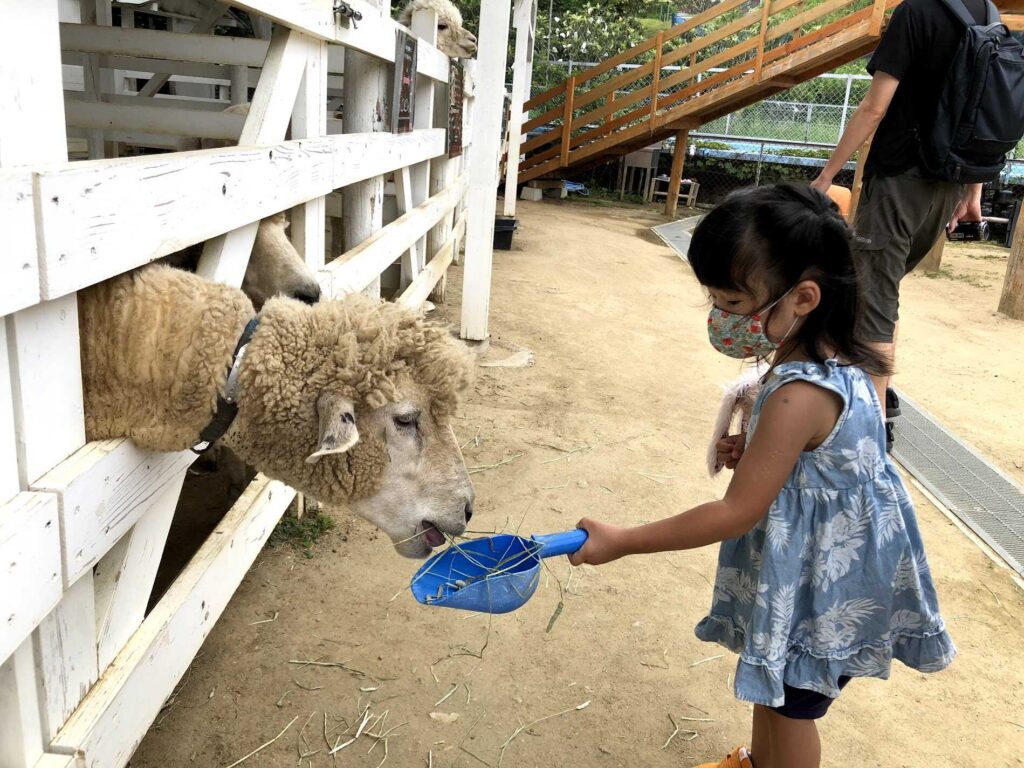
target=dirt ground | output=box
[135,199,1024,768]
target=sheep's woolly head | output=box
[398,0,477,59]
[228,295,476,558]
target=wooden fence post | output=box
[999,207,1024,319]
[503,0,535,218]
[559,75,576,168]
[848,137,872,223]
[754,0,772,80]
[1,2,85,765]
[665,128,690,218]
[343,1,389,299]
[461,0,513,341]
[648,31,664,129]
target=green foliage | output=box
[547,3,646,62]
[269,512,335,559]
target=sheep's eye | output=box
[438,23,448,29]
[393,411,420,428]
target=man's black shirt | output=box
[866,0,987,176]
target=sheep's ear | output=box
[306,391,359,464]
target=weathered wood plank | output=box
[227,0,449,82]
[34,129,445,299]
[51,476,296,768]
[0,493,62,665]
[31,440,195,587]
[321,176,467,296]
[196,26,314,290]
[95,472,186,670]
[0,172,41,316]
[34,573,98,741]
[60,21,269,66]
[399,215,466,309]
[0,641,44,768]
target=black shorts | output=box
[770,676,851,720]
[850,166,963,343]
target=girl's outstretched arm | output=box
[569,381,841,566]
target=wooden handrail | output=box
[767,0,860,44]
[573,60,654,112]
[754,0,773,79]
[869,0,889,34]
[661,7,763,69]
[560,75,576,167]
[518,0,898,184]
[524,79,566,112]
[648,31,664,128]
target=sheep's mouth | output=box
[421,522,447,549]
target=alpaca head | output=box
[399,0,477,59]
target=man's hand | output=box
[568,518,629,566]
[810,174,833,195]
[947,184,984,233]
[715,433,747,471]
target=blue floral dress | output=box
[694,359,956,707]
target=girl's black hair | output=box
[688,182,891,376]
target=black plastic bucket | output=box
[494,216,517,250]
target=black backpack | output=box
[919,0,1024,182]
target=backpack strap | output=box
[935,0,986,27]
[985,0,1000,24]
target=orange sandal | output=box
[693,746,754,768]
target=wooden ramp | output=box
[518,0,1024,184]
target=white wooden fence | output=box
[0,1,503,765]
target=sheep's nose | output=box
[463,499,474,523]
[294,283,321,305]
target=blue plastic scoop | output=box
[410,529,588,614]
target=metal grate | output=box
[892,390,1024,576]
[651,215,701,262]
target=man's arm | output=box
[811,72,900,193]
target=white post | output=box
[80,0,114,159]
[837,73,853,139]
[461,0,513,341]
[502,0,536,218]
[343,1,390,299]
[409,8,437,278]
[291,39,329,273]
[0,3,85,765]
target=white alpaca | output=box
[398,0,477,58]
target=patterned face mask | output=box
[706,288,797,359]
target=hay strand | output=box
[223,715,299,768]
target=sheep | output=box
[398,0,477,59]
[78,264,475,557]
[170,104,323,309]
[166,212,321,310]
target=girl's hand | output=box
[568,518,629,566]
[715,432,746,470]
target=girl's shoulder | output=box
[758,358,874,408]
[752,359,885,475]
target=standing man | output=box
[810,0,986,449]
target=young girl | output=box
[569,183,955,768]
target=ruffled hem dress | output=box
[694,360,956,707]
